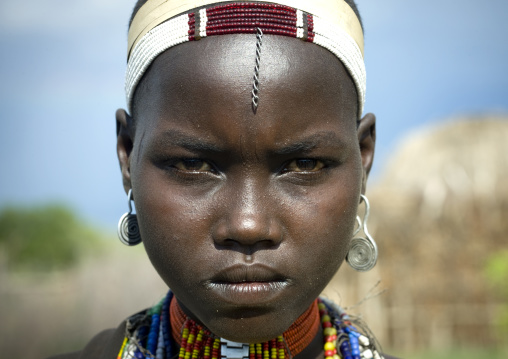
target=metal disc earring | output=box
[346,194,378,272]
[117,189,142,246]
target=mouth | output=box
[204,264,292,305]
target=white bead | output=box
[362,349,373,359]
[359,335,370,346]
[296,9,303,28]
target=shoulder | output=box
[45,352,81,359]
[319,298,402,359]
[45,321,126,359]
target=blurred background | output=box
[0,0,507,358]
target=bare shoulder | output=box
[45,351,81,359]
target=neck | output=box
[170,297,321,358]
[293,326,324,359]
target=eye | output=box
[283,159,325,172]
[174,159,213,172]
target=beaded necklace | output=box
[169,296,320,359]
[117,291,384,359]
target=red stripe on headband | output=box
[187,3,309,42]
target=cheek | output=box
[277,168,362,274]
[131,169,217,283]
[266,181,359,310]
[288,191,357,253]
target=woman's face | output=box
[117,34,375,343]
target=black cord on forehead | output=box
[251,27,263,113]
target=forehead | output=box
[134,34,358,140]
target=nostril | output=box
[214,239,281,257]
[212,216,283,249]
[212,183,283,248]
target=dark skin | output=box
[117,34,375,359]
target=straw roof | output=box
[369,116,508,305]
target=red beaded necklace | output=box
[170,296,321,358]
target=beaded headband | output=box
[126,0,366,116]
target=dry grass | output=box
[365,116,508,351]
[0,243,167,358]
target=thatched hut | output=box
[331,116,508,351]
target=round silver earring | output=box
[117,189,142,246]
[346,194,378,272]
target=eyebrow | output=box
[152,130,224,153]
[150,130,347,156]
[272,132,346,155]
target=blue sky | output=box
[0,0,507,228]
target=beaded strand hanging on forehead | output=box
[251,27,263,112]
[125,1,366,117]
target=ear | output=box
[116,109,135,194]
[357,113,376,194]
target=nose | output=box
[212,179,283,250]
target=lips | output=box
[204,263,292,305]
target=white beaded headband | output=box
[126,0,366,116]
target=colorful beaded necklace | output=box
[117,291,384,359]
[169,295,320,359]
